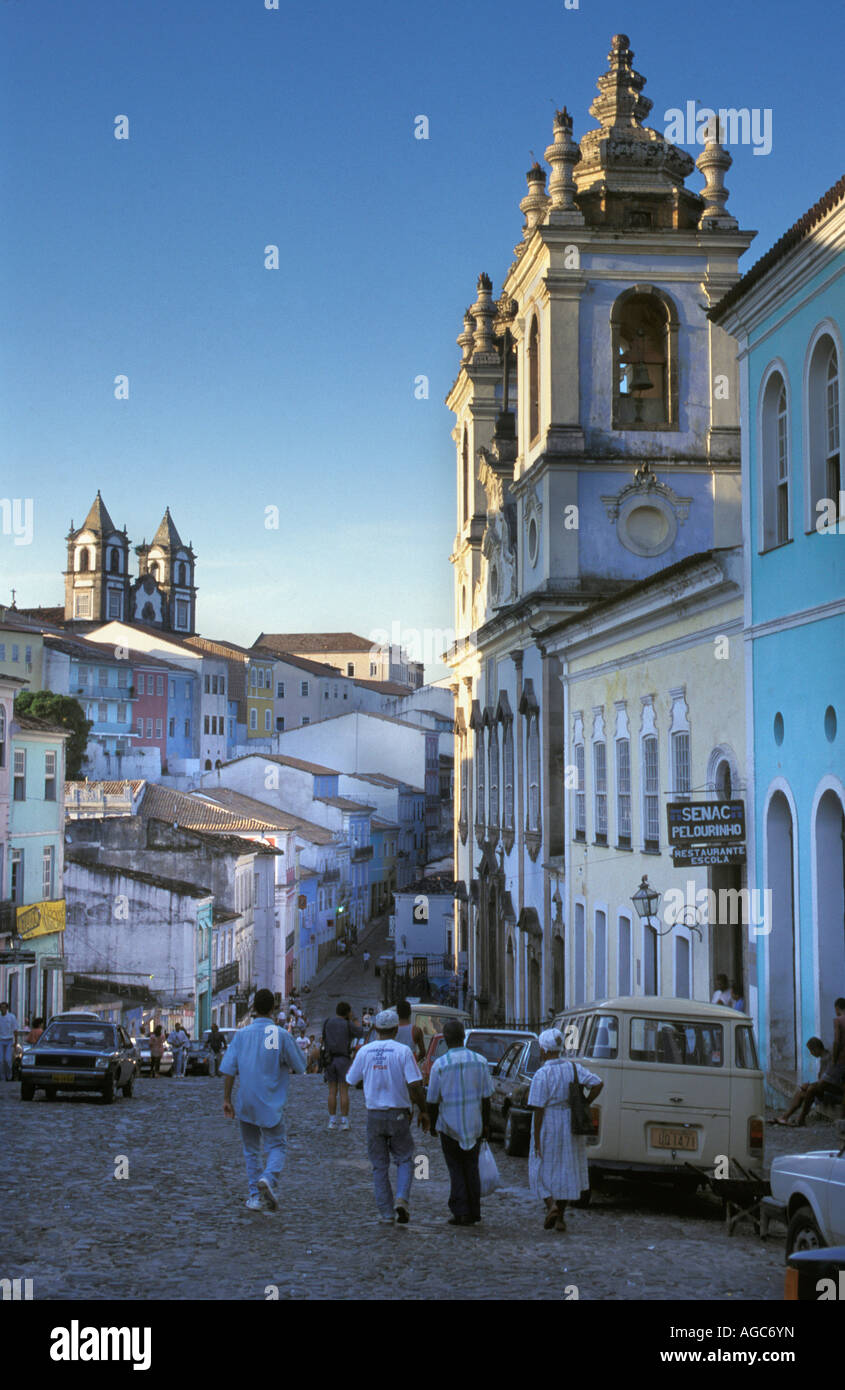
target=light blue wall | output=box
[743,244,845,1083]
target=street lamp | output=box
[631,875,661,926]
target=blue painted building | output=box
[166,670,197,769]
[713,176,845,1097]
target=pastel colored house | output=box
[712,175,845,1101]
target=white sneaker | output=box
[245,1195,263,1211]
[328,1116,337,1130]
[258,1178,278,1211]
[340,1117,350,1131]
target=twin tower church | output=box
[63,491,197,636]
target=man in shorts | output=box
[323,1000,365,1132]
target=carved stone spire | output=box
[544,107,584,226]
[696,116,738,229]
[457,307,476,363]
[471,273,497,359]
[519,162,550,238]
[589,33,652,131]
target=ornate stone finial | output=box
[471,274,497,359]
[457,306,476,363]
[696,115,739,229]
[519,162,550,239]
[545,106,584,225]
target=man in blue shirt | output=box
[221,988,306,1212]
[426,1019,493,1226]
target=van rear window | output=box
[630,1018,724,1067]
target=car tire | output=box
[121,1074,134,1099]
[20,1082,35,1101]
[101,1076,116,1104]
[504,1111,528,1157]
[44,1086,58,1101]
[786,1205,825,1256]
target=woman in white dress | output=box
[528,1028,603,1232]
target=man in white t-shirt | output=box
[0,1002,19,1081]
[346,1008,429,1225]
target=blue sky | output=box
[1,0,840,673]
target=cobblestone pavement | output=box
[3,937,841,1302]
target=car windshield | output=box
[467,1034,524,1065]
[42,1023,115,1048]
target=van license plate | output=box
[650,1127,697,1151]
[51,1073,67,1082]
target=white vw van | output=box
[552,995,765,1189]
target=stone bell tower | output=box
[64,491,131,624]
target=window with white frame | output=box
[674,930,691,999]
[264,709,271,732]
[13,748,25,801]
[44,750,57,801]
[574,901,586,1005]
[42,844,55,900]
[593,740,608,842]
[761,370,790,549]
[574,741,586,839]
[277,681,285,698]
[74,592,92,618]
[808,335,841,523]
[249,708,257,731]
[642,735,659,849]
[10,847,24,904]
[671,730,691,796]
[616,738,631,846]
[300,681,309,697]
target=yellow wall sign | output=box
[16,899,66,939]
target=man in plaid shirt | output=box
[426,1019,493,1226]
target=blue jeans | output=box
[366,1108,415,1217]
[173,1047,187,1077]
[0,1038,13,1080]
[239,1116,287,1198]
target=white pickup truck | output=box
[769,1129,845,1253]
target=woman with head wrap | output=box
[527,1027,604,1232]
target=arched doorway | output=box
[528,952,540,1026]
[767,790,798,1073]
[815,787,845,1037]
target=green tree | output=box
[14,691,93,780]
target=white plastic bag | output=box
[478,1140,501,1196]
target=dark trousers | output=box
[440,1133,481,1222]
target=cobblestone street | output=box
[2,937,839,1302]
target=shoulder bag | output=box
[568,1061,594,1135]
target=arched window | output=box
[527,316,540,443]
[77,548,91,572]
[760,370,790,549]
[475,726,486,839]
[612,287,677,428]
[462,429,470,524]
[526,712,540,832]
[807,335,840,524]
[149,561,159,579]
[108,548,120,574]
[502,719,514,837]
[487,719,499,831]
[458,731,469,844]
[715,758,732,800]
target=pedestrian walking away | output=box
[149,1024,165,1077]
[362,950,370,971]
[528,1028,603,1233]
[395,999,426,1064]
[207,1022,227,1076]
[426,1019,493,1226]
[0,1002,20,1081]
[346,1009,429,1225]
[323,1001,365,1130]
[221,987,307,1212]
[168,1021,190,1077]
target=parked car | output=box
[201,1028,238,1050]
[551,995,765,1192]
[185,1039,214,1075]
[489,1037,544,1155]
[137,1039,174,1076]
[466,1028,538,1069]
[769,1127,845,1256]
[20,1017,138,1103]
